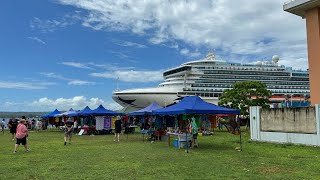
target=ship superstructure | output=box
[112,53,309,110]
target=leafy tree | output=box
[218,81,271,115]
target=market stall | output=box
[127,102,163,141]
[152,96,240,152]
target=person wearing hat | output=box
[64,118,74,145]
[13,117,29,153]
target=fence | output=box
[250,105,320,146]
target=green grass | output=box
[1,129,320,180]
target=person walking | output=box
[114,116,122,142]
[13,118,29,153]
[31,119,36,131]
[1,119,5,134]
[37,120,42,131]
[73,120,78,134]
[8,119,18,140]
[64,118,74,145]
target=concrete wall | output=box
[250,105,320,146]
[260,108,316,133]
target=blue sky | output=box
[0,0,308,112]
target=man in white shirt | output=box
[73,120,78,133]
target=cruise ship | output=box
[112,53,310,110]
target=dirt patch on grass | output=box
[257,166,292,174]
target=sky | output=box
[0,0,308,112]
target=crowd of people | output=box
[1,117,47,153]
[3,114,214,153]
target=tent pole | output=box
[238,115,242,151]
[127,122,128,141]
[185,115,189,153]
[240,128,242,151]
[186,129,188,153]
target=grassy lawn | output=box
[1,129,320,180]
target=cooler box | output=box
[173,139,179,148]
[180,141,190,148]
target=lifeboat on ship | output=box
[268,95,286,102]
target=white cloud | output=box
[112,39,147,48]
[41,72,69,80]
[88,62,135,71]
[31,96,121,111]
[60,62,94,70]
[0,81,54,90]
[57,0,308,69]
[30,12,81,33]
[68,80,96,85]
[1,96,122,112]
[30,17,69,33]
[180,48,201,57]
[28,36,46,45]
[90,70,163,82]
[110,51,132,60]
[41,72,96,86]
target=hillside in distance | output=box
[0,112,50,119]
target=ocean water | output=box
[0,118,40,129]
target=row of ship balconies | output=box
[193,65,283,72]
[191,84,309,89]
[200,75,307,81]
[164,76,309,84]
[194,80,309,86]
[193,64,307,73]
[182,88,309,94]
[201,71,308,77]
[163,75,309,86]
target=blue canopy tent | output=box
[68,106,94,134]
[54,108,77,117]
[42,109,61,118]
[67,106,92,117]
[127,102,163,141]
[127,102,163,116]
[152,96,240,115]
[91,105,122,116]
[152,96,241,152]
[77,106,94,116]
[68,111,79,117]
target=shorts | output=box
[65,130,72,138]
[10,128,16,134]
[115,128,121,133]
[193,133,198,139]
[16,137,27,145]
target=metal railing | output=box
[284,0,296,5]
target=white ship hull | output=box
[112,87,219,110]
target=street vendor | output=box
[191,117,198,148]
